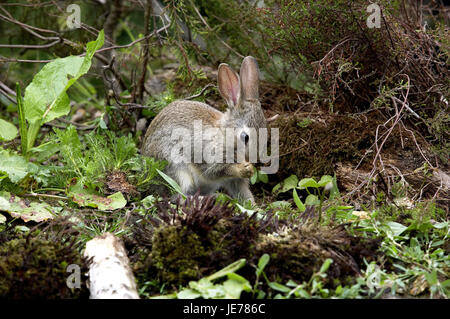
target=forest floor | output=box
[0,60,449,299]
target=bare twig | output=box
[187,0,244,58]
[134,0,153,104]
[345,75,412,198]
[0,38,61,49]
[184,83,215,100]
[92,25,170,55]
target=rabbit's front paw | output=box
[233,162,254,178]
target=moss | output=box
[150,225,206,284]
[0,233,88,299]
[130,196,381,291]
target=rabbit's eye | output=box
[240,132,249,145]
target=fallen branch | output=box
[84,232,139,299]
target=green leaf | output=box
[0,119,18,141]
[258,170,268,183]
[156,168,186,199]
[305,194,319,206]
[273,175,298,193]
[385,221,408,236]
[99,117,108,129]
[72,191,126,211]
[293,288,310,298]
[317,175,333,187]
[23,30,104,127]
[267,281,291,293]
[256,254,270,276]
[286,279,298,288]
[69,184,127,211]
[0,214,6,224]
[188,278,224,299]
[250,167,258,184]
[298,177,319,189]
[0,149,36,183]
[177,288,201,299]
[272,183,281,193]
[207,259,246,281]
[433,221,448,229]
[425,270,437,286]
[441,279,450,288]
[24,57,82,124]
[223,274,252,299]
[0,191,55,223]
[319,258,333,273]
[293,188,306,212]
[30,140,60,163]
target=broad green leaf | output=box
[298,177,319,189]
[68,180,126,210]
[293,188,306,212]
[0,214,6,224]
[305,194,319,206]
[258,170,268,183]
[317,175,333,187]
[273,175,298,193]
[23,30,104,124]
[0,191,55,222]
[69,190,127,211]
[0,149,36,183]
[385,221,408,236]
[223,274,252,299]
[433,221,449,229]
[0,119,18,141]
[425,270,438,286]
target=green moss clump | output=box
[150,225,206,285]
[0,231,88,299]
[254,223,381,284]
[130,196,380,290]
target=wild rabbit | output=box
[141,56,267,203]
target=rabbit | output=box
[141,56,266,204]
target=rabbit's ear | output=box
[240,56,259,100]
[218,63,241,108]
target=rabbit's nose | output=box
[240,131,249,145]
